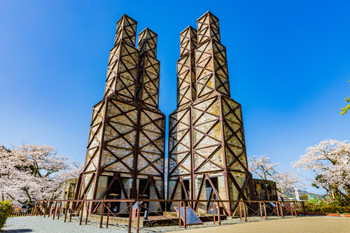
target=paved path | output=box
[173,217,350,233]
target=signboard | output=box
[308,194,320,203]
[132,201,143,209]
[174,206,202,225]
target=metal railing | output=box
[31,199,306,233]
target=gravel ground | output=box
[2,215,285,233]
[3,215,349,233]
[2,216,124,233]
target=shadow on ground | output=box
[2,229,33,232]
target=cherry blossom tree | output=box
[0,144,82,206]
[274,171,301,195]
[249,155,302,199]
[249,155,279,180]
[293,139,350,205]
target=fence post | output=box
[85,201,90,225]
[239,202,242,221]
[36,202,38,216]
[243,202,247,222]
[259,202,263,219]
[57,201,62,220]
[79,200,84,225]
[178,202,182,227]
[263,202,267,220]
[48,201,53,217]
[136,203,140,233]
[36,202,39,216]
[100,201,104,228]
[39,202,41,216]
[106,202,111,228]
[53,201,58,220]
[280,202,284,218]
[69,201,73,222]
[128,201,133,233]
[38,202,41,216]
[184,202,187,228]
[302,201,306,216]
[64,201,69,223]
[43,201,47,218]
[213,203,216,224]
[32,202,36,216]
[217,201,221,225]
[47,201,50,217]
[276,202,279,217]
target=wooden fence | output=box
[29,199,306,233]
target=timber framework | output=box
[75,11,257,216]
[168,11,255,215]
[75,14,166,213]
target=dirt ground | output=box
[171,217,350,233]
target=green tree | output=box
[340,81,350,115]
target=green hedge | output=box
[304,201,350,213]
[0,201,12,230]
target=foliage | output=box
[0,144,83,207]
[0,200,12,230]
[249,155,302,198]
[304,201,350,213]
[340,81,350,115]
[293,139,350,205]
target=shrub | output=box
[0,201,12,230]
[304,201,350,213]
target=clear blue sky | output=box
[1,0,349,191]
